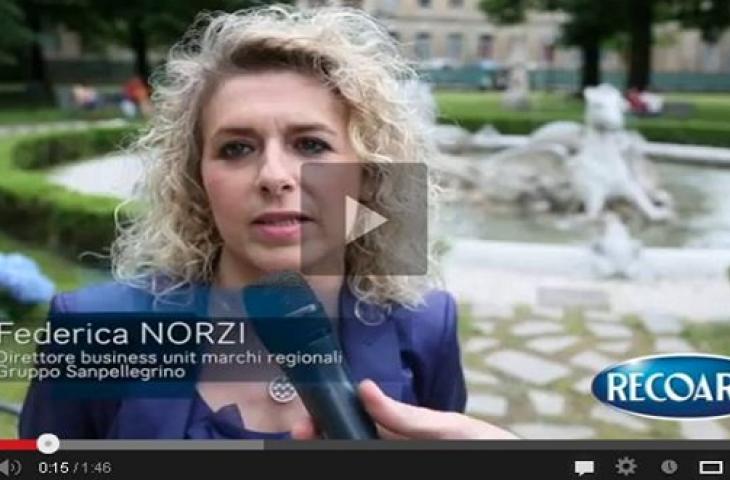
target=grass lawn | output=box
[683,322,730,357]
[435,90,730,128]
[436,90,581,122]
[0,108,71,125]
[2,89,728,127]
[0,107,123,126]
[664,93,730,122]
[0,231,106,438]
[0,83,124,125]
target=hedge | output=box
[0,127,138,266]
[438,113,730,148]
[0,291,43,323]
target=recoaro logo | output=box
[592,354,730,420]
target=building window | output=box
[477,34,494,59]
[414,32,431,60]
[418,0,431,8]
[342,0,363,8]
[449,0,464,7]
[447,33,463,62]
[307,0,327,7]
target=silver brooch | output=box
[268,375,298,404]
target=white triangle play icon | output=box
[345,196,388,243]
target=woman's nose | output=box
[256,142,297,197]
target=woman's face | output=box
[200,70,362,279]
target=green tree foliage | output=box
[67,0,291,82]
[625,0,730,90]
[16,0,90,99]
[0,0,32,64]
[480,0,730,91]
[558,0,626,88]
[673,0,730,43]
[479,0,625,89]
[9,0,290,95]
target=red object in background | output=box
[123,76,150,105]
[626,87,648,114]
[0,439,36,451]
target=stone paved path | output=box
[48,152,142,199]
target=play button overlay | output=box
[345,196,389,243]
[301,162,428,276]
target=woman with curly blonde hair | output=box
[20,5,514,440]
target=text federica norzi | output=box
[0,320,247,346]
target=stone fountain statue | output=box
[502,38,531,111]
[590,212,646,279]
[474,84,674,222]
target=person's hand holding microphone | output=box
[292,379,518,440]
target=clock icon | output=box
[661,459,679,475]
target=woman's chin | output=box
[253,255,302,274]
[247,241,343,276]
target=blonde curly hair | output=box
[112,4,442,309]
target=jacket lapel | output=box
[338,287,405,402]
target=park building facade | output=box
[300,0,730,79]
[17,1,730,91]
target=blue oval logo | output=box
[592,354,730,419]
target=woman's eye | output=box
[295,137,331,156]
[219,141,253,159]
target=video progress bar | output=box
[53,440,730,451]
[61,440,264,450]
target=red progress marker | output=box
[0,439,36,451]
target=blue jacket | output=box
[19,281,466,439]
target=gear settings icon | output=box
[615,456,638,476]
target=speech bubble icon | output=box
[575,460,595,477]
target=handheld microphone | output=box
[242,271,378,439]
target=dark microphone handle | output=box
[296,372,378,439]
[286,336,378,440]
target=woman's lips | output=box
[251,212,313,243]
